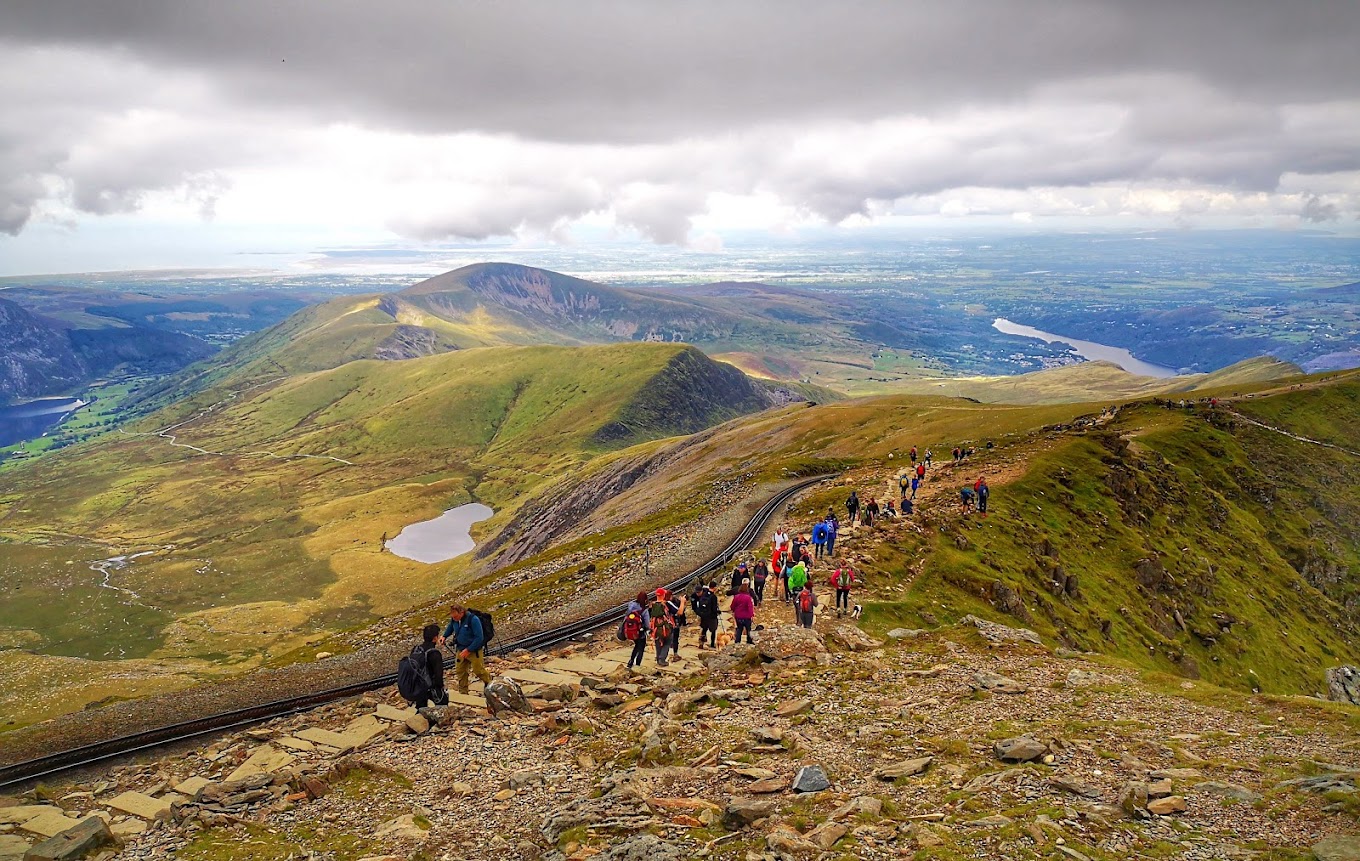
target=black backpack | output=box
[397,643,435,702]
[469,609,495,644]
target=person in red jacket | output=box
[831,565,855,614]
[731,583,756,644]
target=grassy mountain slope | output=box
[873,377,1360,696]
[0,341,774,724]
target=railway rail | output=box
[0,474,831,789]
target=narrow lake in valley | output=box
[385,502,495,563]
[992,318,1178,378]
[0,397,88,447]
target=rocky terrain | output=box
[5,508,1356,861]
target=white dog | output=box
[850,604,863,620]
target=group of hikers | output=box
[399,443,1000,704]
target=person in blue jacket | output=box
[439,604,492,694]
[810,518,830,559]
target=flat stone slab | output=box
[506,668,583,685]
[447,692,488,709]
[294,728,355,752]
[276,736,316,753]
[341,715,387,746]
[173,776,212,798]
[0,834,28,861]
[544,656,619,675]
[226,745,296,782]
[374,704,417,722]
[18,810,85,838]
[0,806,57,826]
[105,791,172,822]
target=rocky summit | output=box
[4,591,1356,861]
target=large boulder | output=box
[826,625,881,652]
[960,614,1042,645]
[993,735,1048,763]
[1326,667,1360,706]
[722,798,776,830]
[758,627,826,661]
[485,677,532,715]
[21,818,116,861]
[595,834,685,861]
[1313,836,1360,861]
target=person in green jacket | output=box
[787,559,808,621]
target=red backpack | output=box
[622,611,643,641]
[799,589,814,613]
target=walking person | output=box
[407,624,449,708]
[781,555,793,601]
[752,559,768,605]
[649,589,675,666]
[925,449,933,468]
[440,604,492,695]
[811,518,829,559]
[622,592,651,668]
[910,474,920,501]
[666,588,687,657]
[825,516,838,557]
[910,445,918,464]
[846,491,860,526]
[831,565,854,614]
[731,583,756,644]
[916,461,926,481]
[864,497,880,527]
[692,582,719,648]
[796,582,818,629]
[977,477,990,515]
[899,471,911,501]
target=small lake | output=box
[992,318,1178,379]
[0,397,88,447]
[385,502,495,563]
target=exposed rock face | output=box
[1326,666,1360,706]
[757,627,825,661]
[960,615,1042,645]
[0,297,86,403]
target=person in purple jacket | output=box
[731,583,756,644]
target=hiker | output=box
[693,582,720,648]
[787,557,809,615]
[884,499,897,517]
[899,472,910,500]
[810,518,829,559]
[649,589,675,666]
[624,591,652,668]
[796,582,818,629]
[977,477,990,515]
[666,588,687,656]
[732,583,756,644]
[925,449,933,467]
[752,559,769,605]
[916,462,926,481]
[901,497,914,515]
[910,445,918,464]
[952,446,961,463]
[846,491,860,525]
[772,527,789,555]
[831,565,854,613]
[729,560,748,596]
[409,624,448,707]
[864,497,880,526]
[910,474,920,500]
[781,554,793,601]
[825,516,838,557]
[440,604,492,695]
[960,484,975,514]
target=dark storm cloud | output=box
[5,0,1358,141]
[1,1,1358,240]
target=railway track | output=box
[0,474,832,789]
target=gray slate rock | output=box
[1195,781,1260,802]
[485,677,532,715]
[994,735,1048,763]
[886,628,926,640]
[873,756,933,781]
[792,765,830,793]
[22,817,115,861]
[960,614,1042,645]
[595,834,685,861]
[972,670,1028,694]
[1326,666,1360,706]
[1313,835,1360,861]
[722,797,776,829]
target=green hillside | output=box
[0,340,773,726]
[872,376,1360,695]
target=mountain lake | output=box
[385,502,495,563]
[992,318,1178,378]
[0,397,89,447]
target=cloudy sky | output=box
[3,0,1359,273]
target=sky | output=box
[3,0,1360,274]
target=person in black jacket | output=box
[414,624,448,707]
[693,582,720,648]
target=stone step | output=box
[173,776,212,798]
[374,704,417,722]
[276,736,316,753]
[225,745,295,783]
[447,691,487,709]
[542,656,618,676]
[104,791,172,822]
[505,668,583,686]
[17,811,86,839]
[294,727,357,752]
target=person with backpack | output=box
[772,527,789,556]
[810,518,829,559]
[440,604,491,695]
[666,588,687,656]
[692,582,720,648]
[960,484,975,514]
[731,583,756,644]
[398,624,448,708]
[787,557,808,616]
[846,491,860,526]
[780,554,793,601]
[831,566,854,614]
[729,561,748,596]
[977,477,990,515]
[910,445,918,464]
[899,472,910,500]
[863,497,880,527]
[924,448,933,468]
[649,589,676,666]
[796,583,818,629]
[916,461,926,481]
[751,559,769,605]
[622,591,652,668]
[825,516,838,557]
